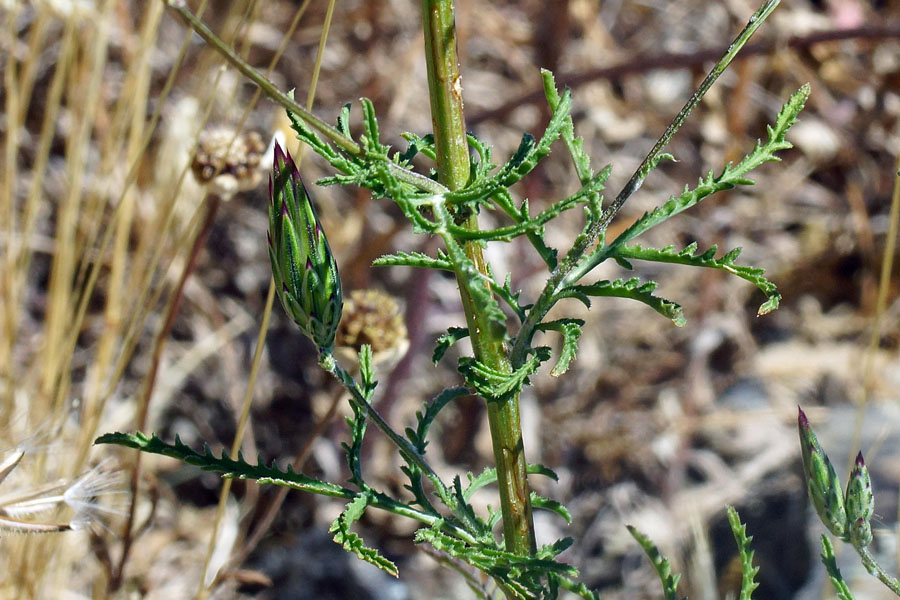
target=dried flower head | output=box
[335,289,409,369]
[191,127,266,198]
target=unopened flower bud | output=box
[269,142,343,352]
[798,407,848,539]
[845,452,874,547]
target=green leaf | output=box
[359,98,387,154]
[407,387,469,453]
[415,524,580,595]
[531,492,572,524]
[727,506,760,600]
[372,250,452,271]
[341,407,368,488]
[467,133,496,182]
[557,577,600,600]
[358,345,376,392]
[560,278,685,326]
[433,327,470,365]
[398,132,436,163]
[336,103,352,138]
[609,85,809,248]
[444,88,573,206]
[444,167,611,243]
[330,493,399,577]
[496,271,529,322]
[437,227,509,337]
[536,318,584,377]
[287,104,360,178]
[458,347,550,401]
[820,535,856,600]
[541,69,592,185]
[612,242,780,315]
[464,463,559,500]
[95,432,352,498]
[491,189,559,270]
[627,525,684,600]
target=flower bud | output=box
[269,142,342,352]
[845,452,874,547]
[798,407,848,539]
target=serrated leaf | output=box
[330,493,399,577]
[372,250,452,271]
[398,132,436,163]
[433,327,470,365]
[560,278,685,326]
[542,69,592,185]
[359,98,387,154]
[464,463,559,500]
[408,387,469,453]
[603,85,809,251]
[438,232,509,336]
[492,188,559,270]
[444,88,574,206]
[95,432,352,498]
[727,506,760,600]
[820,535,856,600]
[458,347,550,401]
[628,525,684,600]
[531,492,572,524]
[536,319,584,376]
[611,243,780,315]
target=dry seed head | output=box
[335,289,409,369]
[191,127,266,198]
[0,449,125,535]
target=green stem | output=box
[322,355,438,483]
[856,545,900,596]
[421,0,535,556]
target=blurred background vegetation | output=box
[2,0,899,598]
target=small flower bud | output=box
[849,517,873,548]
[269,142,343,352]
[798,407,848,539]
[845,452,875,547]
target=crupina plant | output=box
[99,0,811,597]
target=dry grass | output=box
[1,0,899,598]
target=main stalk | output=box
[421,0,536,555]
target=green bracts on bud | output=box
[846,452,874,547]
[798,407,848,539]
[269,142,343,352]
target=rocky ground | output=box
[5,0,900,598]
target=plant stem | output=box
[421,0,535,556]
[856,545,900,596]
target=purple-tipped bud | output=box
[269,142,342,352]
[798,407,848,539]
[845,451,874,547]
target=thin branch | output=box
[470,24,900,126]
[163,0,449,196]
